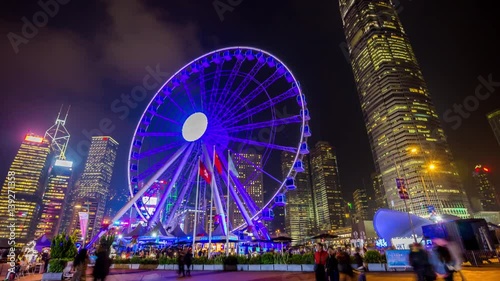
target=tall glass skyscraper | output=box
[281,152,315,242]
[311,141,344,231]
[487,109,500,147]
[339,0,470,218]
[472,165,498,211]
[70,136,119,242]
[0,134,51,246]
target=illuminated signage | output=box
[55,159,73,168]
[25,135,43,143]
[142,197,158,205]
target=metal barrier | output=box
[463,250,499,266]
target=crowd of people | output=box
[313,242,366,281]
[70,247,112,281]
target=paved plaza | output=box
[9,265,500,281]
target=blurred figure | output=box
[184,248,193,277]
[336,250,354,281]
[93,248,111,281]
[429,239,458,281]
[409,243,436,281]
[353,247,365,281]
[72,249,89,281]
[314,243,328,281]
[326,247,339,281]
[177,249,185,277]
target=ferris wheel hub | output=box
[182,112,208,142]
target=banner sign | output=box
[386,250,411,268]
[79,212,89,242]
[396,178,409,199]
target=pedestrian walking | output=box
[326,247,339,281]
[93,249,111,281]
[72,249,89,281]
[184,248,193,276]
[353,247,365,281]
[336,250,354,281]
[314,243,328,281]
[177,249,185,277]
[409,243,436,281]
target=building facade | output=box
[229,152,264,228]
[353,189,370,221]
[70,136,119,242]
[472,165,498,211]
[281,152,315,242]
[311,141,344,231]
[35,159,73,238]
[339,0,470,218]
[487,109,500,147]
[0,134,51,246]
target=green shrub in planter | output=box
[261,253,274,264]
[289,254,304,264]
[237,255,248,264]
[130,256,142,264]
[380,254,387,263]
[248,256,261,264]
[48,259,67,273]
[274,254,289,264]
[364,250,382,263]
[193,256,208,264]
[212,255,224,264]
[302,253,314,264]
[140,258,159,264]
[159,257,176,265]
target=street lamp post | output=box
[393,155,418,243]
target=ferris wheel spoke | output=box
[212,58,244,114]
[207,62,225,114]
[164,91,187,115]
[150,111,181,125]
[149,142,195,225]
[217,68,284,121]
[219,115,302,134]
[219,135,296,153]
[221,88,298,127]
[137,140,184,160]
[135,132,180,137]
[217,60,265,117]
[182,82,198,112]
[230,151,283,185]
[199,67,206,111]
[163,153,199,227]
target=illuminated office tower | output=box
[487,109,500,147]
[353,189,369,221]
[371,173,387,212]
[472,165,498,211]
[281,152,315,242]
[0,134,51,246]
[229,152,263,228]
[71,136,119,242]
[311,141,344,231]
[36,108,73,238]
[339,0,470,218]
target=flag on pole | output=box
[228,153,239,177]
[396,178,409,199]
[214,152,223,175]
[199,160,211,184]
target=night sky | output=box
[1,0,499,209]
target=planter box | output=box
[301,264,314,272]
[110,264,115,269]
[139,264,159,270]
[237,264,249,271]
[165,264,176,270]
[113,264,130,269]
[213,264,223,271]
[130,264,140,269]
[273,264,287,271]
[41,272,63,281]
[260,264,273,271]
[287,264,302,272]
[192,264,203,271]
[224,264,238,271]
[367,263,386,272]
[203,264,215,270]
[248,264,261,271]
[156,264,165,270]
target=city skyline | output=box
[1,0,499,206]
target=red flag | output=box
[214,152,223,175]
[199,160,211,184]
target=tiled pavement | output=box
[9,266,500,281]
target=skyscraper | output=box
[371,173,387,213]
[487,109,500,147]
[311,141,344,231]
[339,0,471,218]
[0,134,51,246]
[472,165,498,211]
[281,152,315,242]
[70,136,119,242]
[353,189,369,221]
[229,152,263,228]
[37,108,73,238]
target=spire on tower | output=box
[45,105,71,160]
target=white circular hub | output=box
[182,112,208,142]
